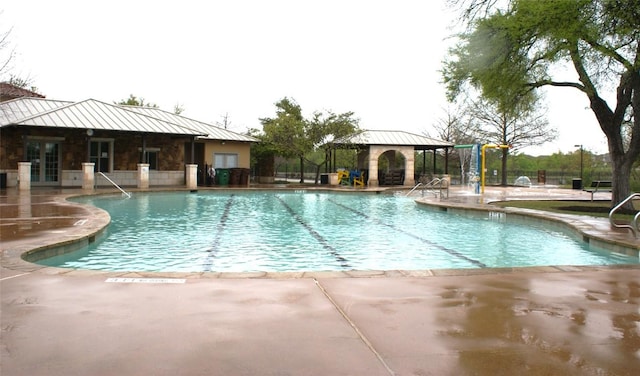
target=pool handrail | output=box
[98,172,132,199]
[609,192,639,238]
[406,182,422,196]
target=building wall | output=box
[204,141,251,168]
[0,126,208,187]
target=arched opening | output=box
[377,150,407,186]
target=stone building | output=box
[0,84,257,189]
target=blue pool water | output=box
[38,191,637,272]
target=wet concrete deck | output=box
[1,186,639,375]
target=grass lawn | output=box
[491,199,639,221]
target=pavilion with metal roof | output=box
[329,130,454,187]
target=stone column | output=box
[137,163,150,189]
[18,162,31,191]
[403,146,415,187]
[366,146,382,187]
[82,163,95,190]
[185,164,198,189]
[368,154,379,187]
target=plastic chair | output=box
[353,171,366,188]
[337,170,350,185]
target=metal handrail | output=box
[609,193,640,238]
[98,172,131,198]
[406,182,422,196]
[406,178,448,198]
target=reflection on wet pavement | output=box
[436,272,640,375]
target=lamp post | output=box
[574,144,583,188]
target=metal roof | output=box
[1,98,205,136]
[0,97,73,125]
[331,130,454,149]
[123,106,258,142]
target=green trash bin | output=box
[216,169,230,185]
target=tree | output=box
[306,110,360,183]
[469,96,557,185]
[258,97,359,184]
[429,105,481,185]
[216,113,232,130]
[173,103,185,115]
[259,98,308,182]
[116,94,158,108]
[444,0,640,208]
[0,13,14,78]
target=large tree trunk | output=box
[589,92,639,210]
[610,154,632,207]
[299,157,304,183]
[500,148,508,186]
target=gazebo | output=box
[328,130,454,187]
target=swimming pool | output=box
[37,191,637,272]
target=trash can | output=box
[216,169,230,185]
[229,168,242,185]
[320,174,329,184]
[0,173,6,188]
[572,178,582,190]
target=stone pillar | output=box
[368,154,379,187]
[185,164,198,189]
[82,163,95,190]
[328,173,338,185]
[137,163,150,189]
[403,146,415,187]
[18,162,31,191]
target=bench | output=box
[583,180,612,201]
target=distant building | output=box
[0,82,46,102]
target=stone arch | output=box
[367,145,415,187]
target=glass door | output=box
[26,141,60,184]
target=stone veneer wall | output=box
[1,127,191,187]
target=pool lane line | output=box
[275,196,351,269]
[328,199,487,268]
[202,194,235,271]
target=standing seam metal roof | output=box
[0,97,73,125]
[331,130,454,148]
[123,106,258,142]
[1,99,205,136]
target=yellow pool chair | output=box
[337,170,350,185]
[353,171,366,188]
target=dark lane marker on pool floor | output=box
[328,198,487,268]
[276,196,351,269]
[202,194,235,271]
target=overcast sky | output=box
[3,0,609,155]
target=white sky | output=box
[2,0,609,155]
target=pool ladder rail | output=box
[98,172,132,199]
[406,178,449,199]
[609,192,640,238]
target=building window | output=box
[139,147,160,170]
[214,153,238,168]
[90,140,113,173]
